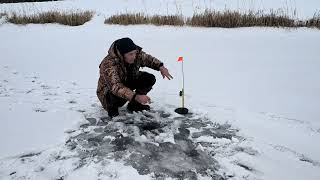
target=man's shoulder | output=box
[137,50,146,56]
[101,55,121,66]
[136,50,147,62]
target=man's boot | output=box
[127,100,150,112]
[107,106,119,117]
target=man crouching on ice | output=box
[97,37,173,117]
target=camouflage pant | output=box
[106,71,156,115]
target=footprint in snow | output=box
[68,100,77,104]
[33,108,48,113]
[30,76,39,83]
[40,84,51,90]
[26,89,35,94]
[233,161,256,172]
[233,146,259,156]
[77,109,86,113]
[273,145,320,167]
[42,92,58,96]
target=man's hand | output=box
[160,66,173,80]
[135,94,151,104]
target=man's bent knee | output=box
[140,72,156,87]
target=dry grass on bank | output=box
[7,10,94,26]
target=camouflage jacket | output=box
[96,41,163,110]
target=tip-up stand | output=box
[175,57,189,115]
[174,107,189,115]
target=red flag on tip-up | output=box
[177,56,183,62]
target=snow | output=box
[1,0,320,180]
[66,160,152,180]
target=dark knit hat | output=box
[115,37,138,55]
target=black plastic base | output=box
[174,107,189,115]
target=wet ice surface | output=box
[65,108,241,179]
[0,107,247,180]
